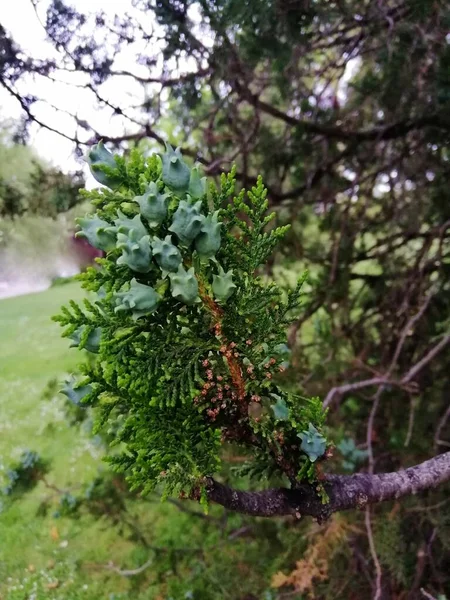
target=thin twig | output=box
[434,404,450,451]
[323,377,391,409]
[401,334,450,383]
[407,498,450,513]
[420,589,438,600]
[390,292,435,371]
[404,395,417,447]
[166,497,221,522]
[106,558,154,577]
[102,524,253,577]
[365,506,382,600]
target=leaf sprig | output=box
[54,142,328,500]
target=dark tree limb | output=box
[242,91,450,141]
[205,451,450,521]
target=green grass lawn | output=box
[0,284,146,598]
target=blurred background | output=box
[0,1,449,599]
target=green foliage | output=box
[1,450,49,498]
[54,143,328,502]
[374,516,410,586]
[0,125,83,219]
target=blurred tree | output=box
[0,123,83,217]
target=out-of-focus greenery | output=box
[0,123,88,297]
[0,123,84,219]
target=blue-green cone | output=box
[270,394,290,420]
[273,342,292,369]
[75,215,116,251]
[114,210,148,239]
[85,141,122,189]
[114,278,161,320]
[134,181,169,228]
[212,265,236,302]
[69,326,102,353]
[298,424,327,462]
[152,235,182,277]
[168,200,205,246]
[160,143,191,193]
[195,210,221,259]
[169,265,200,305]
[188,165,207,199]
[117,230,152,273]
[61,378,92,406]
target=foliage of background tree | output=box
[1,1,450,598]
[0,123,83,219]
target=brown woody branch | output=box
[242,91,449,141]
[205,451,450,521]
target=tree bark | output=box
[205,451,450,521]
